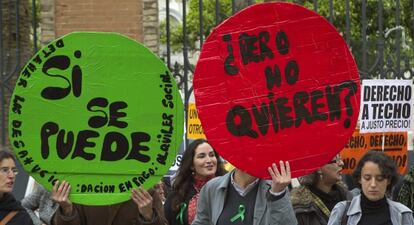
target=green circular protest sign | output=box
[8,32,183,205]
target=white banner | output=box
[359,79,412,133]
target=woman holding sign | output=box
[327,151,414,225]
[291,154,352,225]
[0,149,34,225]
[164,139,226,225]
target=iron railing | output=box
[2,0,414,147]
[162,0,414,146]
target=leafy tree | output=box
[161,0,413,79]
[160,0,234,52]
[301,0,413,78]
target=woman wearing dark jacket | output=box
[0,149,34,225]
[291,154,352,225]
[164,139,226,225]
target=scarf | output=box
[187,176,212,224]
[308,185,346,219]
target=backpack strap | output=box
[0,211,18,225]
[341,201,351,225]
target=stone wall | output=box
[143,0,159,53]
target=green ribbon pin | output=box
[176,203,187,225]
[230,204,246,222]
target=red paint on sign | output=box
[194,2,361,178]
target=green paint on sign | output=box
[8,32,184,205]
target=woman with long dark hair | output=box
[164,139,226,225]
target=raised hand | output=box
[52,180,73,216]
[132,187,154,221]
[268,161,291,193]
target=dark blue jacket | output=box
[0,193,34,225]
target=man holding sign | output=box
[193,2,360,179]
[192,1,361,225]
[192,161,296,225]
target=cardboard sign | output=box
[165,141,185,177]
[341,129,408,174]
[187,103,206,139]
[8,32,184,205]
[359,79,412,133]
[193,2,360,178]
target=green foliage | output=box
[161,0,414,77]
[160,19,184,52]
[301,0,413,75]
[160,0,233,52]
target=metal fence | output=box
[1,0,414,147]
[0,0,36,199]
[1,0,37,147]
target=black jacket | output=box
[164,187,196,225]
[0,193,34,225]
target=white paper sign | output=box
[359,79,412,133]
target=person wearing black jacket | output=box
[0,148,33,225]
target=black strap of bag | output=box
[341,201,351,225]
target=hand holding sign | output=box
[132,187,154,221]
[268,161,291,193]
[52,180,73,216]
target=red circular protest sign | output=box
[194,2,361,178]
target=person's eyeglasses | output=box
[0,167,18,176]
[329,156,342,164]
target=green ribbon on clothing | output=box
[176,203,187,225]
[230,204,246,222]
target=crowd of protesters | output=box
[1,140,414,225]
